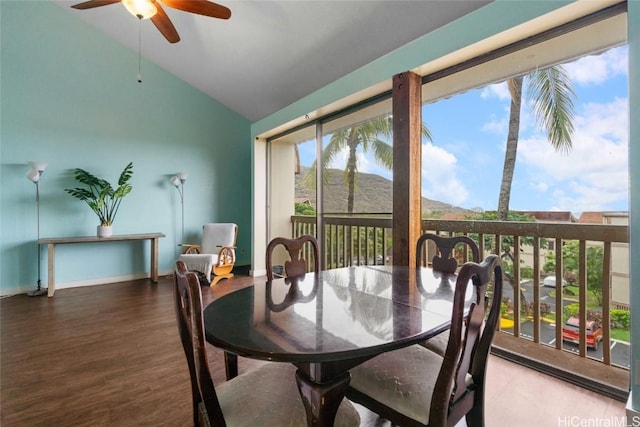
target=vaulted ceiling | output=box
[52,0,491,122]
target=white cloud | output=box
[531,181,548,193]
[325,142,470,207]
[422,142,469,205]
[356,151,372,172]
[481,46,628,141]
[357,151,392,179]
[548,179,627,213]
[481,83,536,136]
[327,147,348,169]
[325,146,394,181]
[563,46,628,86]
[518,97,629,212]
[481,82,510,100]
[481,114,507,134]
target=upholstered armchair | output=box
[178,223,237,287]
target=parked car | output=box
[561,316,602,350]
[542,276,567,288]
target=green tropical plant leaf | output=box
[118,162,134,186]
[64,163,134,226]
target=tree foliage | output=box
[304,116,431,213]
[295,202,316,216]
[497,67,576,220]
[464,211,541,258]
[543,240,604,306]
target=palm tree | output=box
[306,115,431,213]
[497,67,576,220]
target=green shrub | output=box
[501,300,510,318]
[611,309,630,329]
[295,202,316,216]
[563,303,579,322]
[520,266,533,279]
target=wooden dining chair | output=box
[417,233,481,356]
[173,260,360,427]
[416,233,480,272]
[231,235,317,382]
[266,235,320,281]
[346,255,503,427]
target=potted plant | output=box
[65,162,133,237]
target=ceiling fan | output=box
[70,0,231,43]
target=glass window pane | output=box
[269,126,316,243]
[318,99,393,268]
[420,42,628,368]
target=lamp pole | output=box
[171,173,187,243]
[27,162,47,297]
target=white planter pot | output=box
[97,225,113,238]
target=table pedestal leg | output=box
[295,369,350,427]
[224,352,238,380]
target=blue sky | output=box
[298,45,628,216]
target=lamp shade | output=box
[28,161,48,172]
[26,169,40,183]
[176,172,188,181]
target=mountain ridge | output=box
[295,167,472,216]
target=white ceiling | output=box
[52,0,491,122]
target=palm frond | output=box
[371,139,393,169]
[301,114,431,213]
[421,123,433,142]
[527,66,576,154]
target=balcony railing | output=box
[291,215,630,372]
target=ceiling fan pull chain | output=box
[137,15,142,83]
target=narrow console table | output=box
[37,233,165,297]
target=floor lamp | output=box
[26,161,48,297]
[170,172,187,243]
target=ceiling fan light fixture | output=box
[122,0,157,19]
[72,0,231,44]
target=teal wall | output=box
[0,1,251,295]
[251,0,638,412]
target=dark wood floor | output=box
[1,275,625,427]
[0,275,264,427]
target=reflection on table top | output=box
[203,265,473,363]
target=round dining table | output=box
[203,264,472,427]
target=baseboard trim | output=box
[2,271,175,297]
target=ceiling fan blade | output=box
[160,0,231,20]
[71,0,121,10]
[151,2,180,43]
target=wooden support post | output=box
[392,71,422,267]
